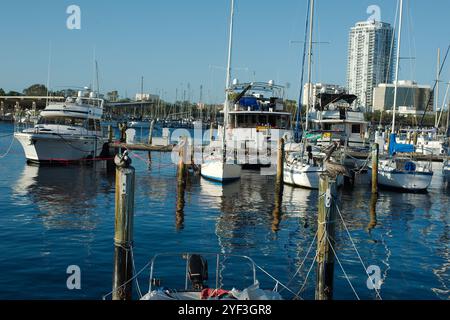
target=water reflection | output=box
[13,163,114,230]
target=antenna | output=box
[46,42,52,105]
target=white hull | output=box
[201,160,242,182]
[378,169,433,191]
[14,132,107,162]
[283,163,344,189]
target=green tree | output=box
[107,91,119,102]
[6,91,22,96]
[0,88,5,96]
[23,84,48,96]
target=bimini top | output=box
[316,93,358,111]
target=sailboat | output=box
[201,0,242,183]
[376,0,433,192]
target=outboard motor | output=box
[188,254,208,290]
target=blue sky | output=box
[0,0,449,103]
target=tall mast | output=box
[223,0,235,151]
[304,0,314,131]
[435,48,440,128]
[391,0,403,134]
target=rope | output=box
[327,236,360,300]
[130,246,143,299]
[0,124,15,159]
[102,255,151,300]
[335,203,383,300]
[252,263,302,300]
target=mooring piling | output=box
[112,151,135,300]
[276,138,285,188]
[177,137,188,186]
[147,120,156,163]
[371,143,379,194]
[315,174,337,300]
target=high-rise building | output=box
[347,21,394,110]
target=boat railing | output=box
[148,253,258,293]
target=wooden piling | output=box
[371,143,379,194]
[177,138,187,186]
[315,175,337,300]
[209,121,214,142]
[276,138,285,188]
[147,120,156,163]
[112,159,135,300]
[147,120,156,146]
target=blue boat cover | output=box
[239,97,259,110]
[389,133,415,155]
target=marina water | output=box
[0,122,448,300]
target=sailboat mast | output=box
[304,0,315,132]
[223,0,235,151]
[391,0,403,134]
[435,48,441,128]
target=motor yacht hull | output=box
[14,132,107,163]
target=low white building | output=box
[135,93,159,102]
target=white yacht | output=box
[307,93,369,149]
[224,81,293,166]
[14,89,108,163]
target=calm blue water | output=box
[0,122,448,300]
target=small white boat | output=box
[140,253,284,301]
[14,89,108,163]
[201,157,242,183]
[283,145,343,189]
[377,157,433,191]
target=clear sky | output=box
[0,0,449,104]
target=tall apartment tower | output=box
[346,21,394,110]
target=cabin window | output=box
[38,116,86,127]
[352,124,361,134]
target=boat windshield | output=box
[37,116,101,130]
[230,113,290,129]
